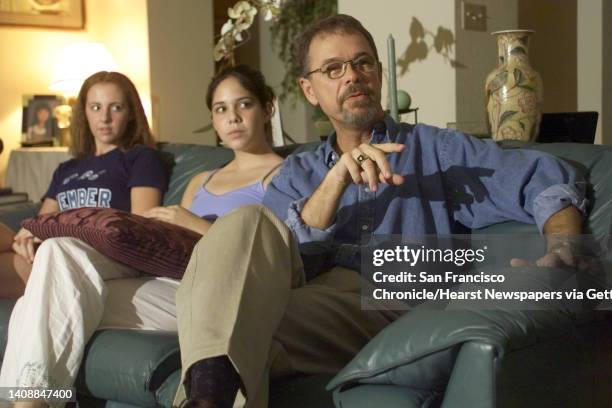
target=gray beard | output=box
[341,102,379,128]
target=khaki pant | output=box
[175,205,402,407]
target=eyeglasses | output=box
[305,55,378,79]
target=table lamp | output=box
[50,42,118,145]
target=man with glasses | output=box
[175,14,586,408]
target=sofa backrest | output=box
[158,142,320,206]
[159,141,612,238]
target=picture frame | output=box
[21,95,63,147]
[0,0,84,30]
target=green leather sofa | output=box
[0,141,611,407]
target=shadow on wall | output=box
[397,17,465,75]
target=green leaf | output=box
[510,46,526,55]
[499,110,517,126]
[269,0,337,104]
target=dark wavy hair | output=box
[206,65,275,111]
[206,65,276,142]
[70,71,155,159]
[295,14,379,77]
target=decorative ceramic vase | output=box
[485,30,543,142]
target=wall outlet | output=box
[462,1,487,32]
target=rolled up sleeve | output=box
[286,196,338,245]
[532,182,588,232]
[439,130,589,232]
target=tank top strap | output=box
[259,162,283,183]
[202,168,221,187]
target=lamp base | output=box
[58,127,71,147]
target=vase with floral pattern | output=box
[485,30,543,142]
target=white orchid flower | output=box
[228,1,253,19]
[221,19,244,42]
[221,20,234,35]
[259,0,282,21]
[215,0,285,63]
[236,8,257,31]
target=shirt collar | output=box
[323,115,398,168]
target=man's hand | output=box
[302,143,405,230]
[12,227,41,263]
[510,206,601,272]
[329,143,405,192]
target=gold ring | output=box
[356,153,370,164]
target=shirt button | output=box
[361,225,369,231]
[364,187,370,192]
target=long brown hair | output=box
[70,71,155,159]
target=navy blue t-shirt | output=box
[44,145,168,212]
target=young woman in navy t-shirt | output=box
[0,71,168,298]
[0,66,285,404]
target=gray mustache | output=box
[339,84,373,103]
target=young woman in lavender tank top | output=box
[142,64,283,232]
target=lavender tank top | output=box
[189,166,277,221]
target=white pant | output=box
[0,238,179,407]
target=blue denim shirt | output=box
[263,117,586,276]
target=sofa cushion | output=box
[0,201,41,232]
[22,208,201,279]
[76,330,180,407]
[154,371,339,408]
[333,384,442,408]
[154,370,181,408]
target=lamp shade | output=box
[50,42,118,96]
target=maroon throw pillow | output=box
[22,208,202,279]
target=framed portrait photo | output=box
[0,0,84,30]
[21,95,63,147]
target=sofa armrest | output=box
[0,202,41,231]
[76,330,180,407]
[327,309,577,392]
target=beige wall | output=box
[147,0,215,144]
[257,13,318,143]
[455,0,518,125]
[602,0,611,146]
[340,0,457,127]
[577,0,603,144]
[0,0,150,183]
